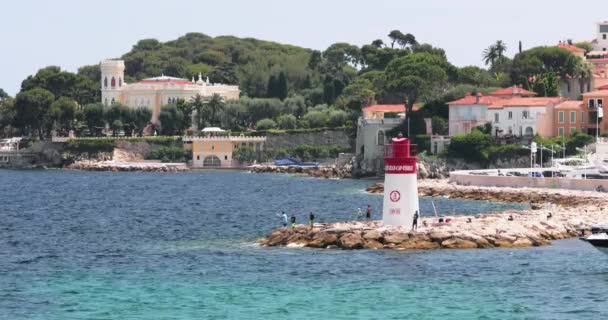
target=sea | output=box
[1,169,607,319]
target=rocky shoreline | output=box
[66,160,189,172]
[260,180,608,250]
[250,164,352,179]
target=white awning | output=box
[201,127,226,133]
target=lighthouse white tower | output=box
[382,135,419,227]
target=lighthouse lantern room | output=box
[382,135,419,227]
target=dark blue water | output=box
[1,170,607,319]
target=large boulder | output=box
[363,230,383,241]
[339,233,364,249]
[308,232,338,248]
[397,239,440,250]
[383,232,409,244]
[429,231,452,242]
[266,230,288,246]
[441,238,478,249]
[286,233,310,246]
[364,239,384,249]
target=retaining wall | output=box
[450,170,608,192]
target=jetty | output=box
[259,180,608,250]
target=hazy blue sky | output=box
[1,0,607,95]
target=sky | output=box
[1,0,607,96]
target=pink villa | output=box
[448,88,567,138]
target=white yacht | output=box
[581,225,608,255]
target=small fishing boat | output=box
[581,225,608,255]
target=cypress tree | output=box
[266,75,277,98]
[277,72,288,100]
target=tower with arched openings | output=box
[100,60,125,106]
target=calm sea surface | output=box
[1,169,607,319]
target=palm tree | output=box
[483,45,497,66]
[189,94,206,130]
[494,40,507,58]
[204,93,225,126]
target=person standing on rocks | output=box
[278,211,288,227]
[412,211,419,231]
[309,212,315,229]
[366,205,372,220]
[290,215,296,228]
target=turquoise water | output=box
[1,170,607,319]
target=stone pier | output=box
[259,180,608,250]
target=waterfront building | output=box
[582,89,608,136]
[100,60,240,125]
[552,101,587,137]
[447,93,504,136]
[487,97,562,138]
[183,128,266,168]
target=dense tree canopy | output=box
[385,53,448,114]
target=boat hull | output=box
[584,239,608,255]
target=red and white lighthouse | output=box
[382,136,419,227]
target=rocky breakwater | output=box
[251,164,352,179]
[67,160,189,172]
[261,180,608,250]
[366,179,600,208]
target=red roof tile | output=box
[136,79,193,86]
[555,101,584,110]
[447,94,504,105]
[489,86,537,96]
[557,43,585,53]
[488,97,562,109]
[362,104,421,113]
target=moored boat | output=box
[581,225,608,255]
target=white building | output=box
[592,21,608,52]
[486,97,562,138]
[100,60,240,125]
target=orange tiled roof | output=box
[489,86,537,96]
[557,43,585,53]
[555,100,584,110]
[447,94,505,105]
[583,90,608,97]
[362,104,421,113]
[488,97,562,109]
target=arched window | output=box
[111,98,115,104]
[119,77,122,87]
[203,155,221,167]
[377,130,385,146]
[525,127,534,136]
[104,77,108,88]
[111,77,116,88]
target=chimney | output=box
[567,39,573,45]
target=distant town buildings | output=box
[100,60,240,125]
